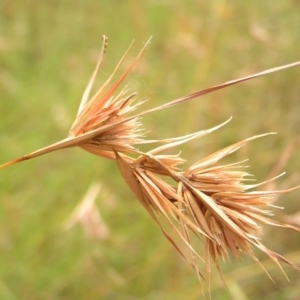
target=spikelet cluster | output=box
[1,36,300,289]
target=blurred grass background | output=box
[1,0,300,299]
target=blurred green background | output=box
[1,0,300,299]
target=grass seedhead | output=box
[1,36,300,293]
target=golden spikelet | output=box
[1,36,300,291]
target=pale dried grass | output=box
[1,36,300,293]
[64,182,109,240]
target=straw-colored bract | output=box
[1,36,300,292]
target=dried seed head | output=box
[1,37,300,293]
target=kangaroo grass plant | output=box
[1,36,300,291]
